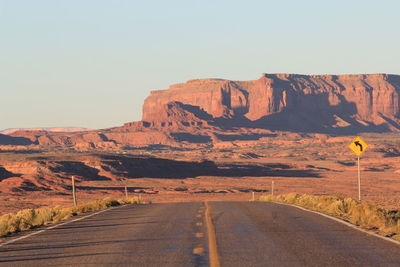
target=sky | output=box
[1,0,399,130]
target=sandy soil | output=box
[0,133,399,214]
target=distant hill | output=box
[0,127,90,135]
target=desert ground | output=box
[1,132,399,215]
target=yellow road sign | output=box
[348,136,368,156]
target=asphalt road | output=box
[0,203,209,266]
[211,202,400,267]
[1,202,400,266]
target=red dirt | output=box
[0,133,399,215]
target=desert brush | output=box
[0,197,141,237]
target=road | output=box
[0,202,399,266]
[212,202,400,266]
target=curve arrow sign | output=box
[354,141,363,152]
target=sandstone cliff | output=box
[141,73,400,133]
[3,73,400,150]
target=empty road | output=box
[1,202,399,266]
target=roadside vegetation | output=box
[0,197,141,237]
[258,193,400,241]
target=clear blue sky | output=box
[1,0,399,130]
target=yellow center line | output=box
[205,201,221,267]
[195,232,204,238]
[193,247,204,255]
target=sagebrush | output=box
[0,197,140,237]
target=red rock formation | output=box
[4,73,400,150]
[142,73,400,133]
[8,129,181,149]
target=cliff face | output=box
[142,73,400,133]
[3,73,400,151]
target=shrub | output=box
[0,196,141,237]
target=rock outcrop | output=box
[141,73,400,133]
[7,129,182,149]
[2,73,400,151]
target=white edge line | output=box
[0,204,126,248]
[269,201,400,246]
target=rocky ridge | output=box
[138,73,400,133]
[1,73,400,150]
[1,127,90,135]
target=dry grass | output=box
[258,193,400,241]
[0,197,141,237]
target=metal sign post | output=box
[348,136,368,202]
[125,186,128,199]
[271,180,274,196]
[357,156,361,201]
[72,176,77,206]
